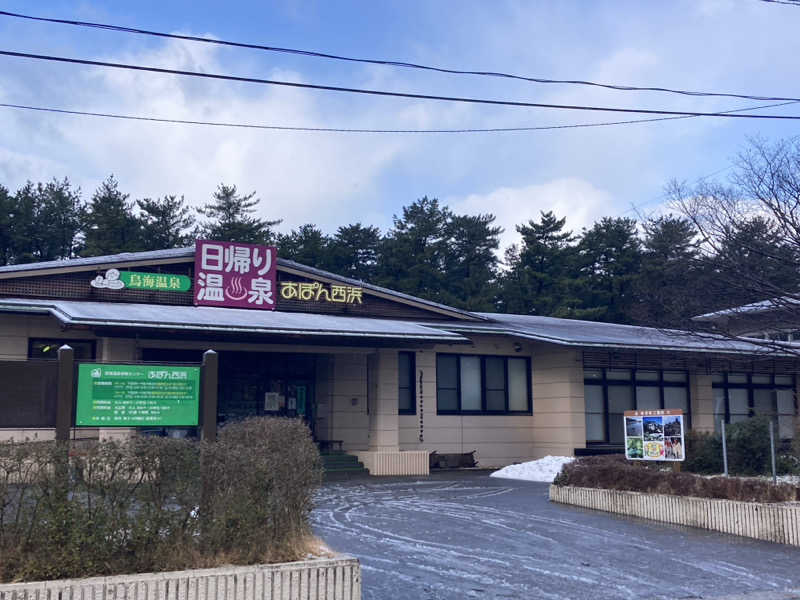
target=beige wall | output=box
[397,336,585,468]
[325,352,369,451]
[530,346,586,458]
[0,311,751,461]
[0,313,100,360]
[691,373,715,433]
[0,314,101,440]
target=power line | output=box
[759,0,800,6]
[0,8,799,104]
[1,100,794,135]
[4,49,800,121]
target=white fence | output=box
[353,450,429,475]
[0,557,361,600]
[550,485,800,546]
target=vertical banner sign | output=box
[624,409,685,462]
[194,240,278,310]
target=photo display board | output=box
[76,364,200,427]
[624,409,685,461]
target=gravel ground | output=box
[312,471,800,600]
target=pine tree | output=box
[501,211,578,316]
[138,195,196,250]
[327,223,381,281]
[441,213,502,311]
[378,197,451,302]
[277,224,331,268]
[632,215,702,327]
[81,176,142,257]
[576,217,643,323]
[0,185,14,266]
[197,184,281,244]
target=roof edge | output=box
[0,246,483,322]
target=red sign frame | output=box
[193,240,277,310]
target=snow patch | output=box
[490,456,574,483]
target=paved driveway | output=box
[311,471,800,600]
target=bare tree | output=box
[668,136,800,354]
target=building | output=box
[0,242,797,475]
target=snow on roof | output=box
[692,297,800,322]
[431,312,796,356]
[0,298,469,342]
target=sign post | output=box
[75,364,200,427]
[201,350,218,442]
[624,409,685,462]
[55,345,74,442]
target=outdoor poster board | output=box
[624,409,685,461]
[75,364,200,427]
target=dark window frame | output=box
[28,338,96,361]
[398,351,416,415]
[436,353,532,415]
[712,373,796,438]
[584,368,691,445]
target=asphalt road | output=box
[311,471,800,600]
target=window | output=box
[28,339,95,360]
[713,373,797,439]
[436,354,531,414]
[583,368,690,445]
[398,351,416,415]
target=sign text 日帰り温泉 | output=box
[193,240,277,310]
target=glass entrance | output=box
[139,349,317,434]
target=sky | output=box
[1,0,800,255]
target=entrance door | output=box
[287,380,314,437]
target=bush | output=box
[0,417,322,583]
[683,430,723,474]
[726,416,772,476]
[681,418,798,476]
[553,455,799,503]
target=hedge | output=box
[553,455,800,503]
[0,417,322,583]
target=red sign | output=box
[193,240,277,310]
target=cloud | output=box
[0,36,418,234]
[447,177,613,255]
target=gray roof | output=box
[0,247,195,273]
[0,298,468,342]
[432,312,796,356]
[0,246,482,321]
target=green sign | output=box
[76,364,200,427]
[119,271,191,292]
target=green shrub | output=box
[726,416,772,476]
[683,430,723,474]
[554,455,799,503]
[0,417,322,583]
[680,418,797,476]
